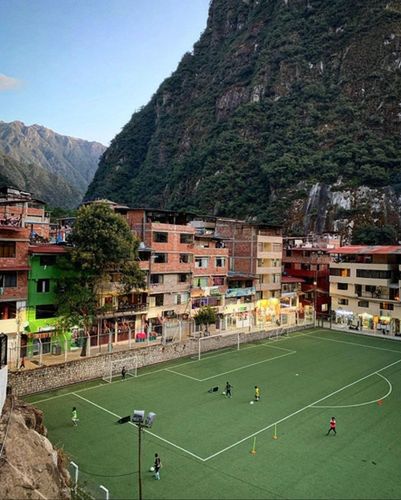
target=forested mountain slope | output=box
[86,0,401,236]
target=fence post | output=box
[70,461,79,493]
[100,485,109,500]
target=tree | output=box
[351,224,398,245]
[56,203,145,354]
[194,306,217,333]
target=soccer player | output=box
[121,366,126,380]
[225,381,233,398]
[254,385,260,402]
[326,416,336,435]
[154,453,161,480]
[72,407,79,426]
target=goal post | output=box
[196,330,241,361]
[102,356,138,383]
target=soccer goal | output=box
[102,356,139,383]
[195,331,241,361]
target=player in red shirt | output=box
[326,416,336,435]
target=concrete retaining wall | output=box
[8,325,312,396]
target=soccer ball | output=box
[250,401,254,405]
[150,466,155,472]
[222,391,226,395]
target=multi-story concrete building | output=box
[0,187,50,364]
[329,245,401,335]
[214,218,282,327]
[282,234,340,318]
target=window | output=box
[180,254,191,263]
[40,255,56,266]
[213,276,225,286]
[153,232,168,243]
[155,294,164,307]
[0,301,16,319]
[193,277,208,288]
[0,242,16,258]
[337,283,348,290]
[365,285,376,294]
[153,253,167,263]
[37,279,50,293]
[150,274,163,285]
[175,292,189,305]
[36,304,58,319]
[178,273,189,283]
[356,269,391,279]
[330,268,350,277]
[380,302,394,310]
[338,298,349,305]
[216,257,226,267]
[272,243,282,252]
[358,300,369,308]
[0,272,17,288]
[180,233,193,244]
[195,257,209,268]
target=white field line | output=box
[198,351,296,382]
[203,357,401,462]
[31,331,313,404]
[164,369,202,381]
[311,372,393,409]
[308,334,401,354]
[72,393,204,461]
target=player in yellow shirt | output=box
[254,385,260,402]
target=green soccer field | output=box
[26,328,401,500]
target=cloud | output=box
[0,74,22,91]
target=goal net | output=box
[102,356,139,383]
[195,331,241,361]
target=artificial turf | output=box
[26,328,401,499]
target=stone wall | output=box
[8,325,311,396]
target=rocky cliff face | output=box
[86,0,401,236]
[0,121,106,208]
[0,396,71,499]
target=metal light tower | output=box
[131,410,157,500]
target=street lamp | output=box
[131,410,157,500]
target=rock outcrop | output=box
[0,396,71,499]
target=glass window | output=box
[153,232,168,243]
[356,269,391,279]
[37,279,50,293]
[337,283,348,290]
[380,302,394,310]
[330,268,351,277]
[153,253,167,263]
[180,233,193,244]
[0,242,16,258]
[338,298,348,305]
[36,304,58,319]
[357,300,369,308]
[193,277,208,288]
[216,257,226,267]
[0,272,17,287]
[178,273,189,283]
[195,257,209,268]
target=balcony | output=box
[97,302,148,318]
[225,287,256,298]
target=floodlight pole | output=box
[138,424,143,500]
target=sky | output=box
[0,0,210,145]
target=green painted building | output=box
[23,244,74,358]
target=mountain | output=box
[0,121,106,207]
[85,0,401,238]
[0,151,81,209]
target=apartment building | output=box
[214,218,282,327]
[282,234,340,318]
[329,245,401,335]
[280,276,304,325]
[0,187,50,363]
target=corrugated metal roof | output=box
[328,246,401,255]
